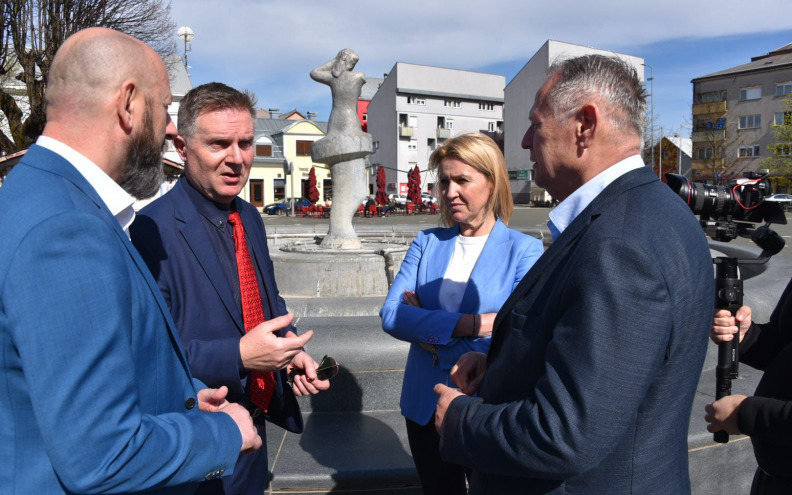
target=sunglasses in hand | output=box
[287,355,339,387]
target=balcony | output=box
[399,126,414,138]
[436,128,451,139]
[693,101,727,116]
[692,129,726,142]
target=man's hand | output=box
[218,402,262,454]
[240,313,313,372]
[705,394,747,435]
[451,351,487,395]
[434,384,464,433]
[711,306,752,344]
[197,386,230,412]
[287,349,331,397]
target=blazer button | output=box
[184,397,196,410]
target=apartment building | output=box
[366,63,504,196]
[691,43,792,181]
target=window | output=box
[740,87,761,101]
[488,122,496,132]
[274,179,286,201]
[296,140,312,156]
[738,145,761,157]
[776,82,792,97]
[479,101,494,111]
[323,179,333,201]
[774,144,792,156]
[444,99,461,108]
[738,115,761,129]
[407,96,425,105]
[775,112,792,126]
[445,119,454,130]
[362,114,368,122]
[408,140,417,151]
[696,147,714,160]
[256,144,272,157]
[695,90,727,104]
[408,115,418,128]
[427,138,436,150]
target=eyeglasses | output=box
[287,355,339,387]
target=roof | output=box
[360,77,384,101]
[693,43,792,81]
[163,55,192,96]
[664,136,692,158]
[255,118,328,135]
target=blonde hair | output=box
[428,133,513,227]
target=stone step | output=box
[268,314,765,494]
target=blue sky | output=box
[168,0,792,139]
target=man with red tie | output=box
[131,82,330,495]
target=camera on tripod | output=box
[665,170,787,443]
[666,170,786,252]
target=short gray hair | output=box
[545,55,647,138]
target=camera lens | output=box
[665,173,736,217]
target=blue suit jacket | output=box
[440,167,715,494]
[130,177,303,495]
[381,220,543,425]
[0,145,241,495]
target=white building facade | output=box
[504,40,644,203]
[367,63,504,197]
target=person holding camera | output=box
[707,278,792,494]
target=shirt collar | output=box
[547,155,645,241]
[36,135,136,236]
[181,175,234,230]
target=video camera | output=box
[665,171,786,251]
[666,171,787,443]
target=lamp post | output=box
[642,63,655,176]
[177,26,194,74]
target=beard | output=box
[120,108,166,199]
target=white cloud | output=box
[169,0,792,123]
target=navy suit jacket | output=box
[130,177,303,494]
[0,145,241,494]
[440,166,715,494]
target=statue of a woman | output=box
[310,49,367,138]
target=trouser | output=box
[405,417,470,495]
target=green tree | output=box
[0,0,176,153]
[764,94,792,191]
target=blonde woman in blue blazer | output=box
[381,133,543,494]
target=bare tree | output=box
[764,94,792,192]
[0,0,176,153]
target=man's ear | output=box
[173,134,188,162]
[117,79,137,134]
[575,103,599,148]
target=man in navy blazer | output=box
[131,82,329,495]
[0,28,260,495]
[434,56,714,494]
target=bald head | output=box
[46,27,165,118]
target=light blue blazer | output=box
[0,145,241,494]
[380,219,543,424]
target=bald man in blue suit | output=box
[0,28,259,495]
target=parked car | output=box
[765,194,792,208]
[387,193,410,205]
[263,197,311,215]
[421,192,438,205]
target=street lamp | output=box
[177,26,194,74]
[642,63,655,176]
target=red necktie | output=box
[228,211,275,413]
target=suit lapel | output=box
[27,146,194,375]
[422,226,459,309]
[490,167,659,352]
[172,183,245,334]
[461,220,509,312]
